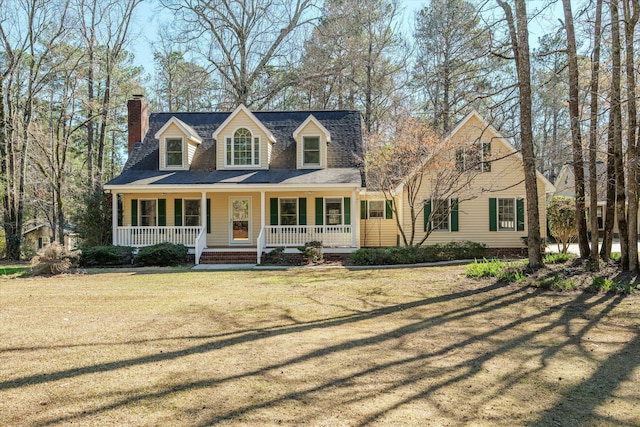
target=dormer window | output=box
[226,127,260,167]
[165,138,183,168]
[303,136,321,166]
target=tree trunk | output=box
[611,0,629,270]
[498,0,543,268]
[562,0,590,259]
[589,0,603,270]
[623,0,639,271]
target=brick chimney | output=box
[127,94,149,155]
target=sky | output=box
[129,0,566,78]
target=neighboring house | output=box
[104,98,553,263]
[553,160,637,235]
[22,223,80,254]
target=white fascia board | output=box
[104,183,362,192]
[293,114,331,142]
[154,116,202,144]
[212,104,276,143]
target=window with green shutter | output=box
[315,198,324,225]
[450,199,459,232]
[131,199,138,226]
[174,199,183,226]
[157,199,166,226]
[385,200,393,219]
[424,200,431,232]
[299,198,307,225]
[489,198,497,231]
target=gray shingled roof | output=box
[108,110,365,187]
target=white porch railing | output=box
[263,225,353,247]
[194,226,207,265]
[114,226,202,247]
[257,228,266,264]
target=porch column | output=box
[201,191,206,232]
[260,191,265,230]
[352,190,357,247]
[111,191,118,245]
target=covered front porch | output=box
[109,188,360,264]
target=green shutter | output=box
[517,198,525,231]
[117,195,123,226]
[174,199,182,226]
[385,200,393,219]
[158,199,166,226]
[131,199,138,226]
[450,198,459,232]
[299,198,307,225]
[344,197,351,224]
[489,198,497,231]
[206,198,211,233]
[315,198,324,225]
[270,198,278,225]
[483,142,492,172]
[424,200,431,232]
[361,200,367,219]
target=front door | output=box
[230,197,251,244]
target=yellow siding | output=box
[121,190,355,247]
[215,110,271,170]
[295,120,328,169]
[360,195,398,247]
[157,123,190,171]
[398,115,549,248]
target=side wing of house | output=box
[396,112,553,250]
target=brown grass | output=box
[0,266,639,426]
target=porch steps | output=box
[198,251,258,264]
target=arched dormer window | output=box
[225,127,260,166]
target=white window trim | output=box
[278,197,298,226]
[324,197,344,226]
[497,197,517,232]
[225,127,261,167]
[459,143,490,173]
[302,135,322,167]
[368,200,385,219]
[183,199,201,227]
[139,199,158,227]
[431,198,451,232]
[165,137,184,169]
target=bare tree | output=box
[0,0,70,260]
[365,112,499,246]
[496,0,543,268]
[562,0,590,259]
[161,0,315,109]
[76,0,142,189]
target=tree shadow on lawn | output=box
[6,279,638,426]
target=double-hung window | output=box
[325,198,343,225]
[431,199,449,231]
[279,198,298,226]
[456,142,491,172]
[184,200,201,227]
[498,198,516,231]
[165,138,183,167]
[140,200,157,226]
[226,128,260,166]
[303,136,320,166]
[368,200,385,219]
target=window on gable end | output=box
[226,128,260,166]
[303,136,321,166]
[165,138,183,167]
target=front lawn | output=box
[1,267,639,426]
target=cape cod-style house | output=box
[104,97,553,264]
